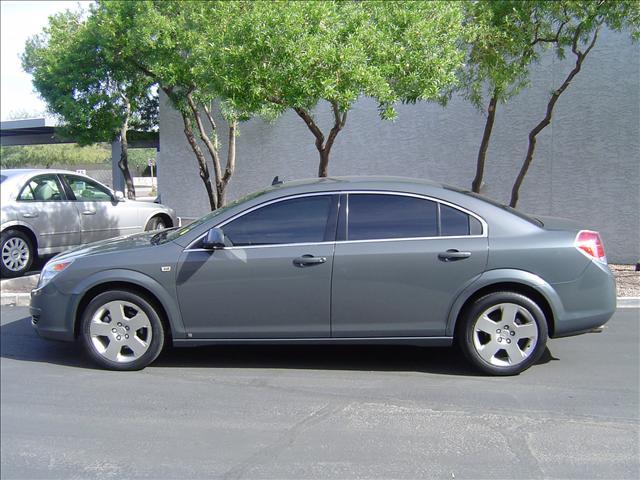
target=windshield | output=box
[446,186,543,227]
[162,188,271,243]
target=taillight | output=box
[575,230,606,263]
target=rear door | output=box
[15,174,81,251]
[331,192,488,337]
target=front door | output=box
[176,194,338,338]
[331,193,488,337]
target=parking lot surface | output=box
[1,306,638,479]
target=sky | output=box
[1,1,92,121]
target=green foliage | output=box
[21,6,157,145]
[212,1,465,120]
[0,143,110,168]
[0,143,155,169]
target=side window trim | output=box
[183,190,487,251]
[17,174,67,202]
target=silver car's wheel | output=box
[458,292,548,376]
[81,291,165,370]
[89,300,153,363]
[0,230,35,278]
[472,303,539,367]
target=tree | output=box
[93,0,250,210]
[22,8,158,199]
[219,0,465,177]
[461,1,567,193]
[509,0,640,207]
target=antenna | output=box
[271,176,283,186]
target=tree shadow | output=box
[0,314,555,375]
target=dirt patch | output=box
[610,264,640,298]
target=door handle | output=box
[22,213,38,218]
[438,249,471,262]
[293,255,327,267]
[82,210,97,215]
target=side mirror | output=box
[202,227,225,250]
[114,190,125,202]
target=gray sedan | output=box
[29,177,616,375]
[1,168,177,277]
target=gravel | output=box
[611,264,640,298]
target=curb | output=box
[0,293,31,307]
[2,293,639,309]
[617,297,640,308]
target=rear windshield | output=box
[446,186,543,227]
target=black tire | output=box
[145,216,167,231]
[0,229,35,278]
[80,290,165,371]
[457,291,548,376]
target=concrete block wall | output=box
[158,28,639,263]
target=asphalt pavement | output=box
[1,306,638,479]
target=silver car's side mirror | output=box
[202,227,226,250]
[114,190,126,202]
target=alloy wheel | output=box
[472,302,539,367]
[89,300,153,363]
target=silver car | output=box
[1,168,177,277]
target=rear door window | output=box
[347,194,438,240]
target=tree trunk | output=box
[510,27,599,208]
[472,94,498,193]
[294,102,347,178]
[216,120,237,207]
[180,111,218,210]
[118,95,136,199]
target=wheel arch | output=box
[1,222,38,251]
[446,270,562,339]
[143,211,174,230]
[70,271,185,342]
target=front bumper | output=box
[30,283,77,342]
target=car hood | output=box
[52,230,171,262]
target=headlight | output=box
[37,259,74,289]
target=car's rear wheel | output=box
[458,292,548,376]
[145,216,167,231]
[1,229,34,278]
[80,290,165,371]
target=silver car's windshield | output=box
[162,188,271,243]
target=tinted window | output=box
[0,175,6,184]
[64,175,112,201]
[224,195,334,246]
[348,194,438,240]
[18,175,63,202]
[440,204,470,236]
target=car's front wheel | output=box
[458,291,548,376]
[145,216,167,231]
[1,229,35,278]
[80,290,165,371]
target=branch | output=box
[186,91,223,185]
[221,120,236,186]
[324,101,347,155]
[202,102,217,133]
[293,107,325,151]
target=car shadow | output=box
[1,314,555,375]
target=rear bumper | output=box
[30,283,76,342]
[550,261,616,338]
